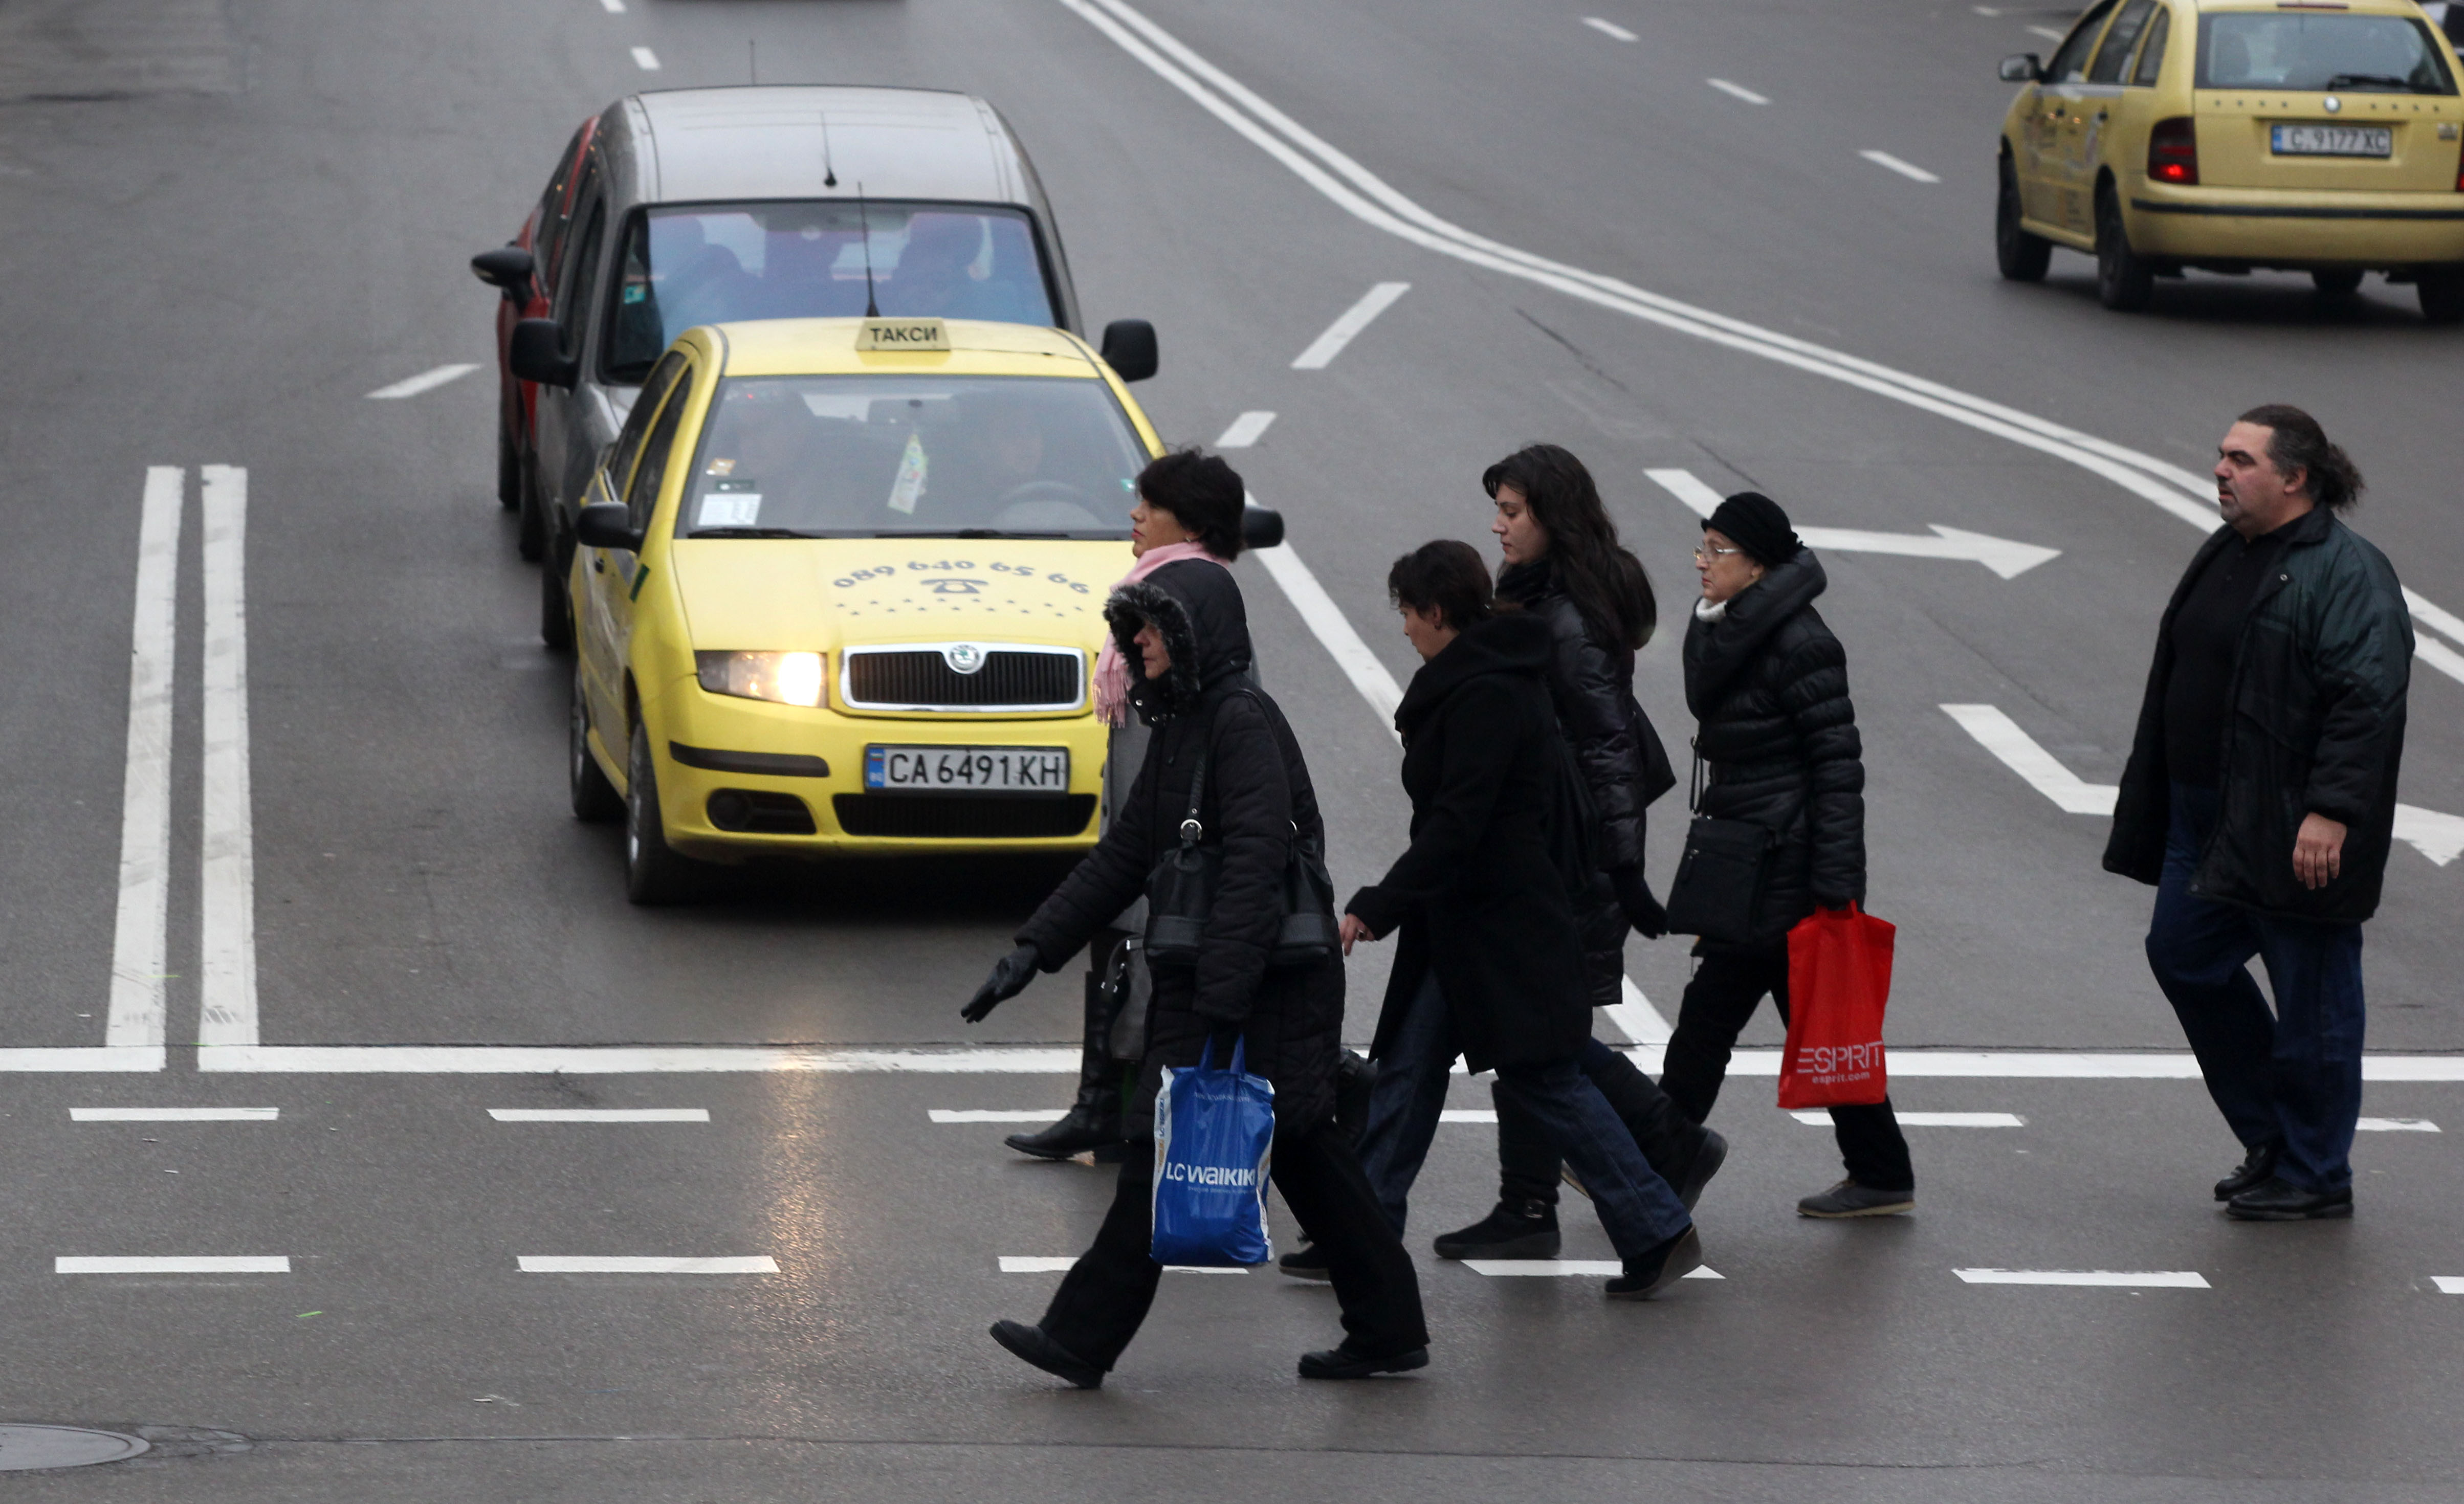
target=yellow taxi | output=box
[563,315,1157,901]
[1994,0,2464,318]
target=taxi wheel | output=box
[568,664,622,824]
[2094,190,2154,313]
[540,539,575,651]
[625,720,704,905]
[2311,269,2364,297]
[2419,270,2464,325]
[1995,159,2051,283]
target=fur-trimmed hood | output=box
[1102,559,1253,724]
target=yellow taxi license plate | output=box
[2271,124,2391,158]
[865,745,1070,794]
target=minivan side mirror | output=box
[1098,319,1158,382]
[1999,53,2043,82]
[575,502,643,552]
[471,245,536,299]
[1240,501,1285,551]
[509,318,580,389]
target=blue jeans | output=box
[2147,784,2366,1192]
[1355,973,1691,1259]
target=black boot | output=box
[1005,969,1126,1161]
[1432,1198,1560,1259]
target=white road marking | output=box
[107,468,182,1057]
[1794,1110,2023,1126]
[1972,6,2004,15]
[518,1256,776,1274]
[1462,1260,1723,1279]
[1249,533,1403,735]
[488,1108,710,1122]
[1582,17,1639,42]
[599,0,626,10]
[1439,1109,1498,1122]
[1608,976,1674,1046]
[364,363,479,400]
[1649,469,2059,577]
[1860,149,1941,184]
[2433,1276,2464,1294]
[2028,25,2067,40]
[1289,281,1409,369]
[2405,589,2464,653]
[58,1256,288,1274]
[72,1107,275,1121]
[1956,1268,2208,1288]
[1001,1256,1246,1274]
[630,46,660,70]
[200,466,257,1051]
[1213,410,1276,448]
[2357,1117,2439,1132]
[1706,78,1770,104]
[2417,635,2464,687]
[931,1109,1064,1122]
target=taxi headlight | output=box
[695,651,825,708]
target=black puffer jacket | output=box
[1681,549,1865,945]
[1347,613,1594,1074]
[1016,560,1342,1133]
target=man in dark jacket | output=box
[2104,405,2413,1222]
[963,558,1428,1384]
[1341,542,1701,1299]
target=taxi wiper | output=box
[872,528,1066,539]
[2323,73,2422,92]
[689,526,821,539]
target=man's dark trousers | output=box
[2147,783,2365,1192]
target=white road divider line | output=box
[1462,1260,1723,1280]
[1001,1256,1245,1274]
[630,45,660,70]
[1956,1268,2208,1288]
[72,1107,276,1121]
[1649,470,2059,577]
[1794,1110,2022,1126]
[107,468,182,1058]
[519,1256,776,1274]
[364,364,479,400]
[2433,1276,2464,1294]
[598,0,626,11]
[488,1108,710,1122]
[1249,533,1404,735]
[2027,25,2066,40]
[1290,281,1409,368]
[1214,410,1276,448]
[1705,78,1770,104]
[931,1109,1064,1122]
[1859,150,1941,184]
[58,1256,289,1274]
[200,466,257,1051]
[1439,1109,1498,1122]
[1609,976,1674,1046]
[2357,1117,2439,1132]
[1582,17,1639,42]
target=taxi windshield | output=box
[2196,13,2458,94]
[678,374,1145,540]
[603,203,1058,383]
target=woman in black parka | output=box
[1661,492,1915,1217]
[962,557,1427,1386]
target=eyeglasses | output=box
[1692,542,1742,562]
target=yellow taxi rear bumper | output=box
[2125,183,2464,266]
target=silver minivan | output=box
[472,85,1156,647]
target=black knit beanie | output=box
[1705,491,1799,567]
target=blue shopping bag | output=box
[1151,1035,1275,1268]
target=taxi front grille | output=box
[833,793,1097,839]
[840,647,1083,711]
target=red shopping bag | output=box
[1777,904,1895,1109]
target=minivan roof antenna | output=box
[857,183,879,318]
[820,110,838,188]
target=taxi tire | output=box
[1995,159,2051,283]
[2095,190,2155,313]
[626,721,703,905]
[2419,270,2464,325]
[569,664,622,824]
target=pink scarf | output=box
[1095,541,1230,726]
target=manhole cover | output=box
[0,1425,150,1470]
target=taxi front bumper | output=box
[2125,183,2464,267]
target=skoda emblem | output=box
[943,643,986,675]
[2323,95,2341,113]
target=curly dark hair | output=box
[1387,540,1493,632]
[2237,404,2365,513]
[1480,443,1657,649]
[1134,448,1246,558]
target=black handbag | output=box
[1142,696,1339,969]
[1662,753,1789,947]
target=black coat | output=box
[1681,549,1865,945]
[2104,506,2412,922]
[1016,560,1343,1133]
[1345,613,1594,1075]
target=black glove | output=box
[962,944,1042,1023]
[1610,865,1667,940]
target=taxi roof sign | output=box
[857,317,951,352]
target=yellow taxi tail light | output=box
[2148,117,2197,187]
[695,650,826,708]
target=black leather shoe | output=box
[1671,1126,1729,1213]
[1297,1342,1428,1380]
[1278,1245,1331,1282]
[2226,1176,2352,1221]
[1433,1199,1560,1259]
[989,1319,1104,1388]
[1605,1225,1702,1299]
[2213,1143,2280,1202]
[1004,1105,1121,1162]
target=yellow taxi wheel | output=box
[1995,158,2050,284]
[2094,190,2155,314]
[568,663,622,824]
[625,720,706,905]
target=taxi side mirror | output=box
[471,245,535,300]
[1999,53,2043,82]
[1099,319,1158,382]
[1240,501,1285,551]
[575,502,643,552]
[510,318,580,389]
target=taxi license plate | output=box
[2271,124,2391,158]
[865,745,1069,794]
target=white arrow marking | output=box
[1942,703,2464,867]
[1646,469,2060,578]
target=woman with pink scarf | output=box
[1002,451,1246,1162]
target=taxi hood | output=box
[667,537,1130,655]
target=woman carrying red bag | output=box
[1660,492,1916,1218]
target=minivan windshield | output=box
[2196,13,2458,94]
[603,202,1058,382]
[678,375,1144,540]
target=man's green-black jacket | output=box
[2103,505,2413,923]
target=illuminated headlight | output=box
[696,651,825,708]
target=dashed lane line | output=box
[1794,1111,2023,1127]
[1860,149,1941,184]
[630,46,659,71]
[58,1256,288,1274]
[1956,1269,2208,1288]
[1463,1260,1723,1280]
[105,468,181,1060]
[598,0,626,11]
[517,1256,775,1274]
[1581,17,1639,42]
[2359,1117,2440,1132]
[2027,25,2067,40]
[1706,78,1770,104]
[488,1108,710,1122]
[72,1107,275,1121]
[363,364,479,400]
[932,1109,1064,1122]
[1289,281,1409,368]
[1214,410,1275,447]
[2433,1276,2464,1293]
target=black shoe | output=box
[1670,1126,1728,1213]
[1797,1178,1915,1218]
[988,1319,1104,1389]
[1432,1199,1560,1260]
[1278,1245,1332,1282]
[1604,1225,1702,1299]
[2226,1176,2353,1221]
[2213,1143,2281,1202]
[1004,1104,1121,1161]
[1297,1341,1428,1380]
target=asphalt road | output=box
[0,0,2459,1497]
